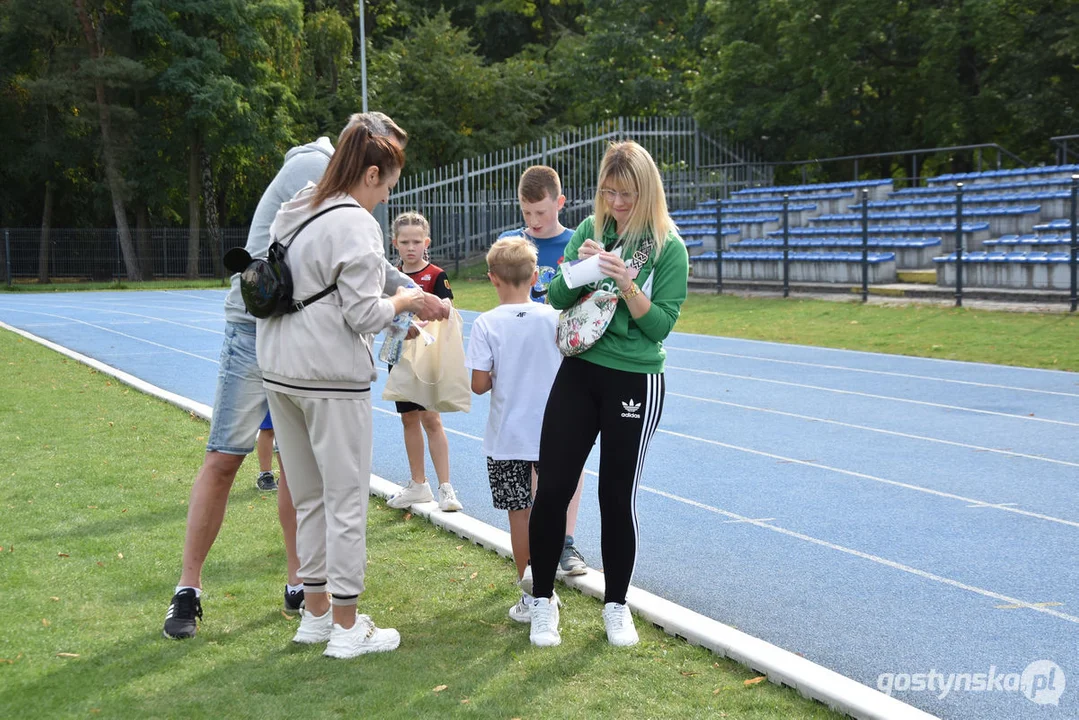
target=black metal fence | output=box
[2,227,249,283]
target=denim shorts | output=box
[206,321,268,455]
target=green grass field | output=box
[3,276,1078,718]
[0,325,842,718]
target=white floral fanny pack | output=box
[555,239,654,357]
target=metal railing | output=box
[2,227,248,283]
[1051,135,1079,165]
[705,143,1029,190]
[385,116,772,269]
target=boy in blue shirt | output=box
[498,166,576,304]
[498,166,587,576]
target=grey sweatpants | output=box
[266,388,373,602]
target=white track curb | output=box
[2,319,939,720]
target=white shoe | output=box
[517,565,533,596]
[386,480,434,509]
[437,483,463,512]
[529,596,561,647]
[323,614,401,659]
[509,594,532,623]
[603,602,639,647]
[291,608,333,644]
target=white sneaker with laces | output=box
[517,565,533,596]
[529,596,561,647]
[509,594,532,623]
[437,483,463,512]
[323,614,401,659]
[386,480,434,509]
[291,608,333,644]
[602,602,638,646]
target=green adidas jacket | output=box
[547,216,689,374]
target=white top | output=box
[465,302,562,461]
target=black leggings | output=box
[529,357,665,604]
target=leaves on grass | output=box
[680,671,699,677]
[404,513,413,521]
[432,685,448,693]
[96,562,104,567]
[455,545,463,550]
[50,597,60,601]
[42,618,50,627]
[460,698,470,704]
[56,653,79,658]
[117,553,123,559]
[744,676,766,686]
[57,553,69,558]
[280,611,296,620]
[469,572,478,580]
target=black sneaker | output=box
[163,588,202,639]
[256,471,278,492]
[283,586,304,614]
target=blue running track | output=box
[1,289,1076,720]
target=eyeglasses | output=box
[599,188,638,203]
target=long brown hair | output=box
[311,124,405,208]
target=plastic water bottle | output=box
[379,282,416,365]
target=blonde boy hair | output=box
[592,141,676,256]
[518,166,562,203]
[392,210,430,239]
[486,235,538,286]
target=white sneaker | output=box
[386,480,434,509]
[437,483,463,512]
[529,596,561,647]
[323,614,401,659]
[291,608,333,644]
[517,565,533,596]
[509,594,532,623]
[602,602,639,646]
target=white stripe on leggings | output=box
[626,372,662,594]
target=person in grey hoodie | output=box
[163,112,447,640]
[260,124,422,658]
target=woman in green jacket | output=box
[528,141,689,648]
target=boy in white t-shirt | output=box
[466,236,566,623]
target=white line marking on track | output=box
[667,391,1079,468]
[666,364,1079,427]
[665,345,1079,398]
[642,485,1079,625]
[657,427,1079,530]
[0,310,218,364]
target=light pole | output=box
[358,0,368,112]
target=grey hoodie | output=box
[224,137,409,325]
[256,184,397,396]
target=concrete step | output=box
[897,269,937,284]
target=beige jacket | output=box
[256,184,396,397]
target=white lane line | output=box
[1,305,225,335]
[0,310,218,364]
[657,427,1079,530]
[666,391,1079,468]
[666,345,1079,398]
[666,364,1079,428]
[642,485,1079,625]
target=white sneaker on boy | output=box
[291,608,333,644]
[529,596,561,647]
[509,594,532,623]
[323,614,401,659]
[386,480,434,509]
[602,602,639,647]
[437,483,463,512]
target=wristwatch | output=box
[619,283,641,300]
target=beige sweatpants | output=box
[265,388,373,601]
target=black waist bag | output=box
[223,204,357,319]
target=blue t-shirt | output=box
[498,227,575,303]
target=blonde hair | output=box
[486,235,538,286]
[592,141,676,256]
[392,210,430,239]
[518,166,561,203]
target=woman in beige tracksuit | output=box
[257,124,425,659]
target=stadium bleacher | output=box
[676,163,1078,291]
